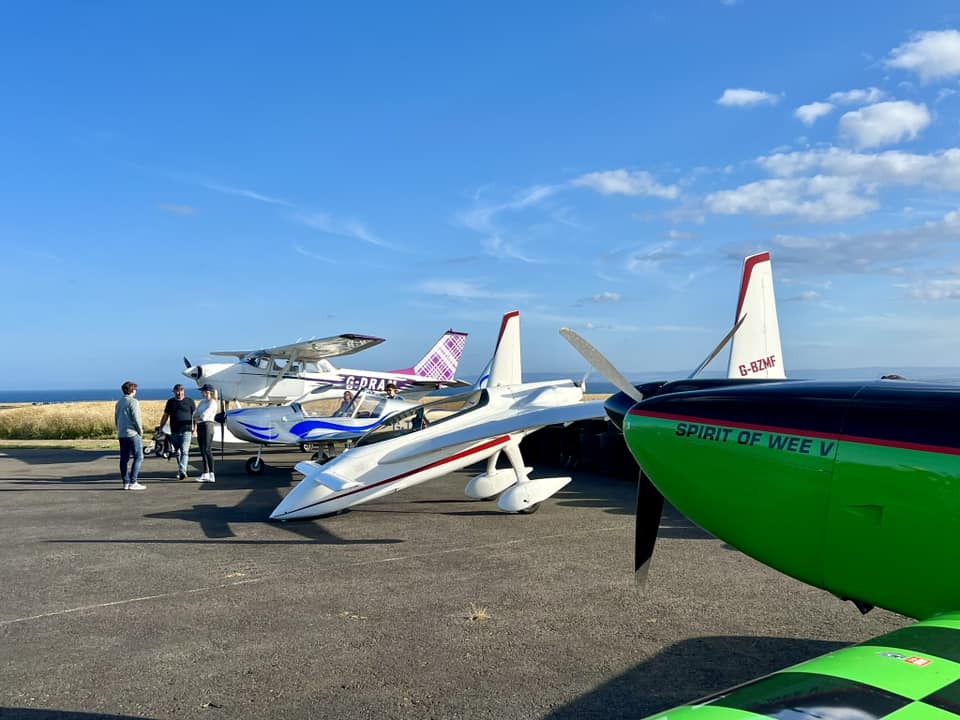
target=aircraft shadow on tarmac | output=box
[136,478,403,546]
[544,635,849,720]
[0,710,153,720]
[0,448,118,466]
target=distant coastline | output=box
[0,388,191,404]
[3,367,959,405]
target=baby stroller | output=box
[152,425,175,459]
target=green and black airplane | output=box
[614,376,960,720]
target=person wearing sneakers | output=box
[159,384,196,480]
[114,380,146,490]
[193,384,218,483]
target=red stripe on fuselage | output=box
[287,435,513,513]
[629,409,960,456]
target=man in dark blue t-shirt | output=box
[159,384,196,479]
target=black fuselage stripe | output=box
[631,410,960,456]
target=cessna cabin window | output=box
[355,390,489,447]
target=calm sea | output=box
[2,368,958,405]
[0,388,198,404]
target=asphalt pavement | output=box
[0,445,907,720]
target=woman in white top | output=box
[193,384,219,482]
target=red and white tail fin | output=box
[727,252,785,379]
[407,330,468,380]
[488,311,522,387]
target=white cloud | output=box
[483,234,541,263]
[458,184,560,234]
[298,212,389,248]
[727,208,960,277]
[901,278,960,300]
[838,101,931,149]
[704,176,876,222]
[757,147,960,190]
[716,88,780,107]
[583,291,621,304]
[293,243,336,263]
[624,243,686,273]
[828,87,886,105]
[202,182,294,207]
[795,102,834,125]
[886,30,960,82]
[572,169,679,199]
[418,278,532,301]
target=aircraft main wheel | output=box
[245,457,264,475]
[518,503,540,515]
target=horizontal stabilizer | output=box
[294,462,362,492]
[498,477,571,513]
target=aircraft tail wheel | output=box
[518,502,540,515]
[245,456,264,474]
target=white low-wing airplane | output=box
[270,310,606,520]
[182,329,469,404]
[225,389,416,474]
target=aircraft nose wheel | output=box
[245,456,264,474]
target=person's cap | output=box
[201,384,216,393]
[173,383,185,391]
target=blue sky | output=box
[4,1,960,389]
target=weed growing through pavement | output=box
[469,603,490,622]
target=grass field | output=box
[0,400,166,441]
[0,394,613,449]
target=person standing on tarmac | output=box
[158,383,196,480]
[193,384,218,483]
[114,380,146,490]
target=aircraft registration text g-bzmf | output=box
[738,355,777,377]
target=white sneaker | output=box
[123,483,131,490]
[197,473,209,482]
[207,473,215,483]
[128,482,147,490]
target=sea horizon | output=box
[3,365,960,404]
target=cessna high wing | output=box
[269,310,606,521]
[225,388,416,474]
[182,329,469,403]
[616,378,960,720]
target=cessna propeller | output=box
[183,357,201,380]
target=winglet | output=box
[488,311,522,387]
[727,252,785,379]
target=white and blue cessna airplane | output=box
[182,329,469,404]
[225,388,415,474]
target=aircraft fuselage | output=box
[623,379,960,620]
